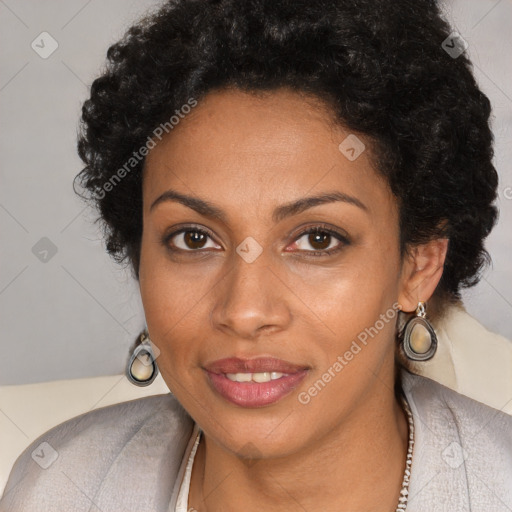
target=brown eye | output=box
[183,231,208,249]
[306,231,332,251]
[292,226,349,256]
[163,227,220,252]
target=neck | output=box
[189,369,409,512]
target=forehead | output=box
[142,88,395,223]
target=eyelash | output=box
[161,223,350,258]
[287,224,349,256]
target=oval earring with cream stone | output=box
[126,331,160,386]
[399,302,438,361]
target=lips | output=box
[203,356,310,408]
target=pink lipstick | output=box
[203,357,309,408]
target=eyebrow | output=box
[149,189,368,223]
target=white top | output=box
[174,423,202,512]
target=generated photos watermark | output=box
[94,98,198,200]
[298,302,401,404]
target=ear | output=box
[397,238,449,313]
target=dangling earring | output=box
[399,301,437,361]
[126,331,160,386]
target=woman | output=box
[1,0,511,510]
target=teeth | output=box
[230,372,253,382]
[225,372,286,383]
[253,372,272,383]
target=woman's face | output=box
[139,88,406,458]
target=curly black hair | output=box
[74,0,499,307]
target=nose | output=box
[210,251,291,340]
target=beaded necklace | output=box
[395,393,415,511]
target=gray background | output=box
[1,0,511,385]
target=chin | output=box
[199,397,313,458]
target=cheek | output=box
[289,257,401,422]
[289,238,400,325]
[139,235,191,356]
[300,239,402,376]
[139,228,199,320]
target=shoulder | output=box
[402,370,512,510]
[402,369,512,440]
[0,393,194,512]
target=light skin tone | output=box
[138,87,449,512]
